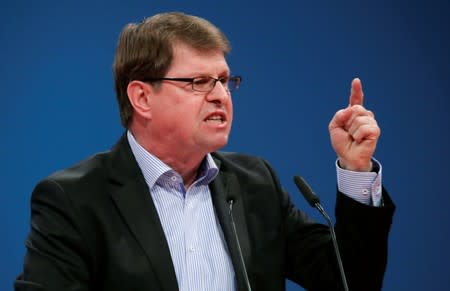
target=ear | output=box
[127,80,153,119]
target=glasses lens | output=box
[229,76,241,92]
[192,77,214,92]
[192,76,241,92]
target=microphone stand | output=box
[294,176,350,291]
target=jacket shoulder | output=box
[46,150,112,186]
[212,151,279,182]
[212,151,267,169]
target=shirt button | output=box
[188,246,195,252]
[171,176,177,182]
[362,189,369,195]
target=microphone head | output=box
[293,175,320,207]
[226,194,237,204]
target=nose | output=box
[205,80,230,104]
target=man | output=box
[15,12,395,291]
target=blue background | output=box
[2,0,449,290]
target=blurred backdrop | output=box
[1,0,449,290]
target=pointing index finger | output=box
[349,78,364,106]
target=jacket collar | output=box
[210,155,251,290]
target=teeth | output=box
[206,115,223,123]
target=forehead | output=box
[168,42,230,76]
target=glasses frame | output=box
[143,76,242,93]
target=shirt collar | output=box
[127,131,218,189]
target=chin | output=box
[209,136,229,152]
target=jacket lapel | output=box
[108,135,179,291]
[210,160,251,290]
[105,135,251,290]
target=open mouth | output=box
[205,113,226,124]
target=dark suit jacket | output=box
[15,134,395,291]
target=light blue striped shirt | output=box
[127,131,236,291]
[127,131,382,290]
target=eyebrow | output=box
[175,68,230,78]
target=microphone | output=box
[226,195,252,291]
[293,176,349,291]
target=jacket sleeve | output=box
[16,179,90,291]
[258,157,395,290]
[282,184,395,291]
[334,188,395,291]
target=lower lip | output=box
[205,119,228,128]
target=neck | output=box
[159,153,204,188]
[129,126,207,189]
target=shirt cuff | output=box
[336,158,383,206]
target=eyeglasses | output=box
[144,76,242,93]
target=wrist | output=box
[338,159,373,172]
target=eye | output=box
[219,76,229,84]
[193,77,211,86]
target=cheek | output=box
[173,106,202,133]
[228,100,234,124]
[154,95,209,133]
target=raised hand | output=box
[328,78,380,171]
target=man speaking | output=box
[15,12,395,291]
